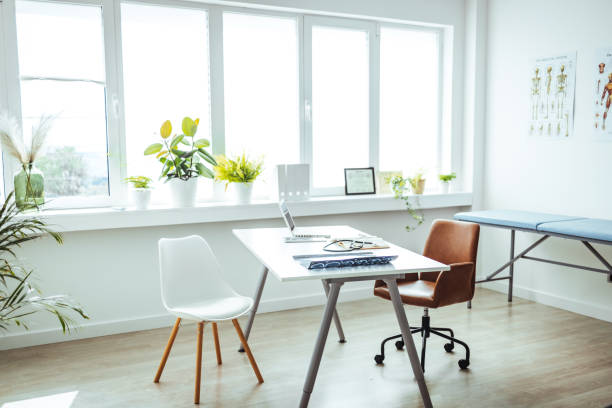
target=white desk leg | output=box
[321,280,346,343]
[383,278,433,408]
[299,281,343,408]
[238,266,268,353]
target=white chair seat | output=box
[167,295,253,322]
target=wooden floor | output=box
[1,288,611,407]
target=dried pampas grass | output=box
[0,111,55,165]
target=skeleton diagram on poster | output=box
[593,47,612,136]
[529,53,576,138]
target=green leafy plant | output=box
[214,153,263,190]
[388,175,424,232]
[125,176,153,189]
[438,172,457,183]
[144,117,216,181]
[0,192,88,332]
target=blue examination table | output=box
[454,210,612,308]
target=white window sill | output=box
[20,192,472,233]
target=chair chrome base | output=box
[374,308,470,372]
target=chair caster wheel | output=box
[374,355,384,365]
[444,343,454,352]
[394,340,404,350]
[458,359,470,369]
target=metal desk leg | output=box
[508,229,515,302]
[238,266,269,352]
[299,281,343,408]
[384,278,433,408]
[322,280,346,343]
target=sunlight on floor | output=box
[2,391,78,408]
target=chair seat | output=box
[168,295,253,321]
[374,280,438,308]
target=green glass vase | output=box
[14,164,44,211]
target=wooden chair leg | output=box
[232,319,264,384]
[212,322,222,365]
[195,322,205,404]
[154,318,181,383]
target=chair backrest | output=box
[420,219,480,282]
[158,235,236,311]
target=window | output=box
[1,1,449,209]
[379,27,440,182]
[309,22,371,190]
[222,12,299,197]
[121,3,211,201]
[14,0,110,203]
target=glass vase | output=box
[14,164,45,211]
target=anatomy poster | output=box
[593,47,612,137]
[529,52,576,138]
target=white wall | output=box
[482,0,612,321]
[1,206,466,349]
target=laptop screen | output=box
[279,200,295,232]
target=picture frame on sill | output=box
[344,167,376,195]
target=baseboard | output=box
[482,281,612,323]
[0,286,373,351]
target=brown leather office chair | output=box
[373,219,480,371]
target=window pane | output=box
[15,1,109,199]
[21,81,109,197]
[15,1,105,81]
[121,3,211,201]
[379,27,439,180]
[223,12,299,197]
[311,26,369,189]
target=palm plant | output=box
[0,192,88,332]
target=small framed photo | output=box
[344,167,376,195]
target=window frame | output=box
[3,0,124,209]
[0,1,8,199]
[303,15,378,196]
[377,22,445,179]
[221,7,302,198]
[0,0,450,209]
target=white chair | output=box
[154,235,263,404]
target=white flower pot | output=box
[131,188,151,210]
[169,178,198,208]
[440,182,450,194]
[233,182,253,204]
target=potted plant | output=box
[438,172,456,194]
[0,192,88,332]
[387,175,424,232]
[214,153,263,204]
[144,117,216,208]
[125,176,153,210]
[408,170,426,195]
[0,112,54,211]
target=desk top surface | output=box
[232,225,448,282]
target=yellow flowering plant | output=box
[213,153,263,190]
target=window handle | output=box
[112,95,120,118]
[305,99,312,121]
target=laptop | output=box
[279,200,331,242]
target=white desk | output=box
[233,225,448,408]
